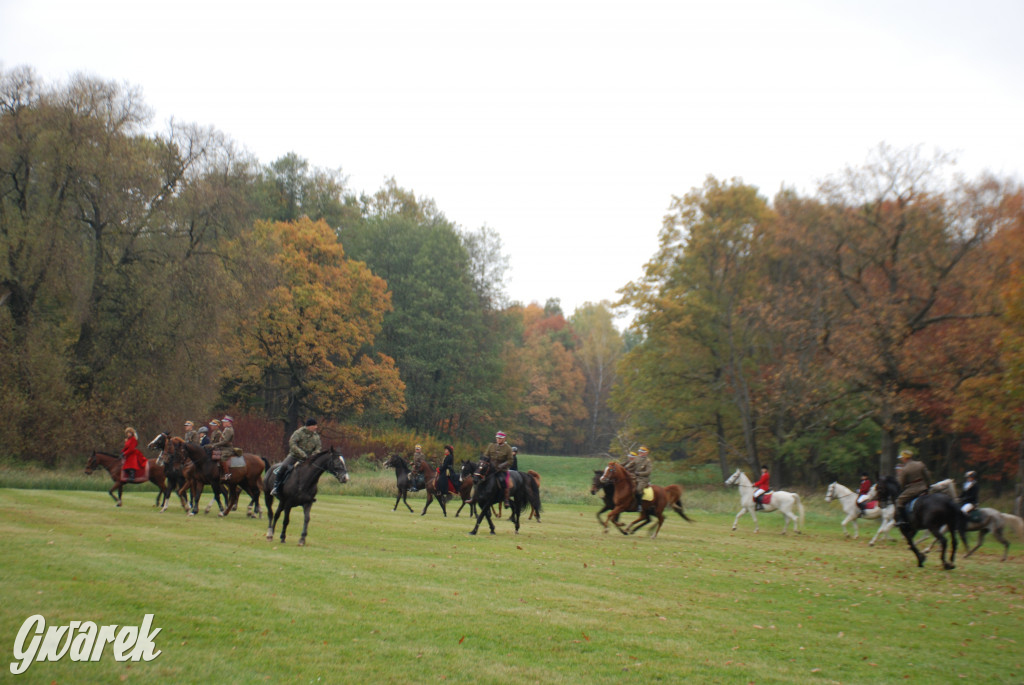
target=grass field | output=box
[1,457,1022,684]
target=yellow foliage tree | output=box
[221,217,406,436]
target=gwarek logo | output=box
[10,614,161,675]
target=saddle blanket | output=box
[862,500,878,510]
[758,492,773,505]
[641,486,654,502]
[228,455,246,468]
[968,509,984,524]
[120,462,150,483]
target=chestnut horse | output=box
[453,460,478,518]
[411,456,451,517]
[599,461,693,538]
[84,451,171,509]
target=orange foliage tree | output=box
[219,217,406,440]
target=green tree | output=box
[569,301,624,452]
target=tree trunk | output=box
[715,412,730,480]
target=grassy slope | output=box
[1,476,1022,684]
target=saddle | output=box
[120,462,150,484]
[861,500,878,510]
[641,486,655,502]
[967,509,984,524]
[756,491,773,505]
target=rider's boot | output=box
[124,469,135,482]
[271,465,292,496]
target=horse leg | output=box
[438,493,447,518]
[265,494,277,540]
[650,512,666,538]
[930,527,954,570]
[899,525,928,567]
[280,507,291,543]
[108,482,122,506]
[297,504,312,547]
[731,506,749,531]
[219,483,238,518]
[420,491,433,516]
[965,529,987,558]
[401,490,413,513]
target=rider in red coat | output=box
[121,427,147,481]
[752,466,770,510]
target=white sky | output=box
[2,0,1023,319]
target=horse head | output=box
[724,469,743,486]
[590,470,605,495]
[473,457,493,482]
[825,482,838,502]
[384,454,403,470]
[324,446,349,484]
[147,432,169,451]
[84,451,100,475]
[459,460,475,479]
[599,461,619,484]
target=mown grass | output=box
[1,480,1022,685]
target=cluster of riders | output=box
[104,421,1003,564]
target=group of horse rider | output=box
[178,415,237,480]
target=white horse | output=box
[919,479,1024,561]
[825,481,896,544]
[725,469,805,534]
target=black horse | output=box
[590,469,616,526]
[468,458,542,536]
[384,453,415,512]
[264,446,349,546]
[877,475,967,570]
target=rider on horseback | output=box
[622,447,652,511]
[895,448,931,526]
[484,431,514,507]
[959,470,979,517]
[752,466,770,510]
[856,472,872,515]
[209,416,235,481]
[271,418,321,496]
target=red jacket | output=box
[753,472,770,491]
[858,479,872,496]
[121,435,147,471]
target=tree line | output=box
[3,67,1022,513]
[613,149,1024,511]
[0,67,622,462]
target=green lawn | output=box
[1,483,1022,684]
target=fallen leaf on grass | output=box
[458,636,465,644]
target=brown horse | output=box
[599,461,693,538]
[84,450,171,509]
[453,460,478,518]
[412,456,451,517]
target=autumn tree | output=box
[615,177,776,475]
[501,304,587,453]
[569,301,624,452]
[219,217,405,439]
[0,66,254,459]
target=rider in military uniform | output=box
[271,418,322,496]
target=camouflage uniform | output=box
[622,453,652,496]
[272,425,322,495]
[485,441,514,473]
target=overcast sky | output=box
[3,0,1022,320]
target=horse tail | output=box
[260,455,271,475]
[1003,513,1024,540]
[668,484,694,523]
[796,494,806,530]
[526,474,542,517]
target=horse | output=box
[724,469,805,534]
[468,458,542,535]
[825,481,896,544]
[598,461,693,538]
[590,469,616,526]
[920,479,1024,562]
[875,475,966,570]
[146,432,195,511]
[411,456,449,517]
[264,446,349,546]
[84,450,172,509]
[384,453,415,512]
[453,460,478,518]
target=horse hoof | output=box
[469,531,477,536]
[298,540,305,547]
[266,535,273,541]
